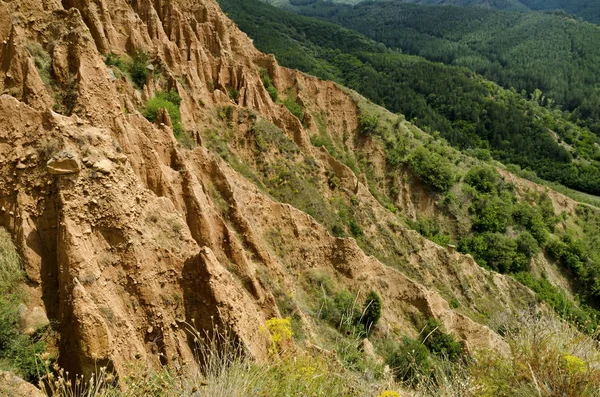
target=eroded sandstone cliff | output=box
[0,0,579,380]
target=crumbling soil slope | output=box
[0,0,567,378]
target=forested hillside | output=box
[219,0,600,195]
[272,0,600,24]
[296,1,600,136]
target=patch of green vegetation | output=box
[513,272,598,333]
[282,94,304,122]
[358,113,379,136]
[251,118,298,156]
[143,89,193,146]
[228,87,240,102]
[360,291,382,336]
[219,0,600,195]
[385,318,463,386]
[0,228,49,383]
[408,146,458,192]
[217,106,235,123]
[407,217,451,246]
[25,42,80,115]
[259,68,278,102]
[104,52,126,70]
[26,43,52,86]
[129,52,151,88]
[304,272,381,337]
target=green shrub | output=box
[105,52,125,70]
[387,336,433,385]
[408,217,451,246]
[319,289,362,333]
[259,68,278,102]
[459,232,527,273]
[0,296,19,354]
[143,90,184,137]
[129,52,150,88]
[470,194,512,233]
[408,146,457,192]
[514,272,598,333]
[0,228,48,383]
[360,290,382,335]
[9,333,47,382]
[26,43,52,86]
[359,113,379,135]
[267,86,279,102]
[348,220,363,238]
[217,106,235,122]
[516,231,540,259]
[228,87,240,102]
[282,96,304,122]
[251,119,298,155]
[0,228,23,355]
[546,236,586,275]
[465,148,493,161]
[420,318,462,361]
[538,193,558,230]
[512,202,549,244]
[464,166,506,194]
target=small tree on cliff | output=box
[361,290,382,335]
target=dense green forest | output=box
[219,0,600,194]
[272,0,600,24]
[295,1,600,136]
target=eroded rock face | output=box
[0,0,562,379]
[47,152,80,175]
[0,371,44,397]
[18,304,50,335]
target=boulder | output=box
[46,152,80,175]
[0,371,44,397]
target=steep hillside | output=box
[0,0,599,394]
[272,0,600,24]
[294,1,600,135]
[221,0,600,196]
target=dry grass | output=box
[38,321,383,397]
[469,312,600,397]
[36,311,600,396]
[410,311,600,397]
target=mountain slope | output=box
[0,0,528,380]
[295,1,600,134]
[273,0,600,24]
[0,0,599,394]
[220,0,600,195]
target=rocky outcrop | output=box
[0,371,44,397]
[0,0,577,380]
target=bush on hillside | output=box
[420,318,462,361]
[282,96,304,122]
[459,232,532,273]
[143,90,184,138]
[129,52,150,88]
[464,166,506,194]
[359,113,379,135]
[259,68,278,102]
[388,336,433,385]
[408,146,457,192]
[470,193,513,233]
[360,290,382,335]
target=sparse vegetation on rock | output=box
[0,229,50,384]
[143,90,186,140]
